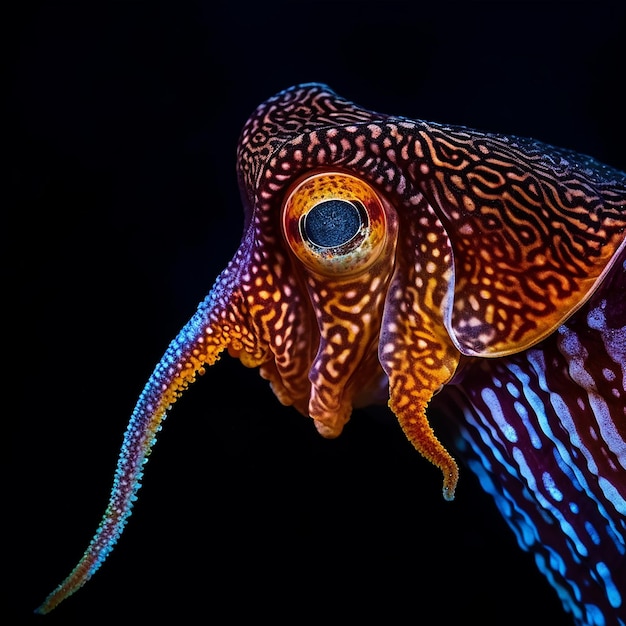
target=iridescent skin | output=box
[36,84,626,624]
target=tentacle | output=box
[379,195,461,499]
[35,278,243,614]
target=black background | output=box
[8,3,626,625]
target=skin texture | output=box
[36,84,626,624]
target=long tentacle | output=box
[35,286,235,614]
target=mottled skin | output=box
[434,245,625,624]
[37,84,626,624]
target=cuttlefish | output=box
[37,84,626,625]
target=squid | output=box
[36,84,625,624]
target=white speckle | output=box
[506,382,520,398]
[481,388,517,442]
[587,303,607,331]
[542,472,563,501]
[514,400,542,449]
[598,476,626,515]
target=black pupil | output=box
[303,200,361,248]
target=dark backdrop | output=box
[8,3,626,625]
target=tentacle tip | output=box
[34,591,66,615]
[442,465,459,501]
[34,602,52,616]
[442,484,456,501]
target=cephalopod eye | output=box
[281,171,388,277]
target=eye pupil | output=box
[303,200,362,248]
